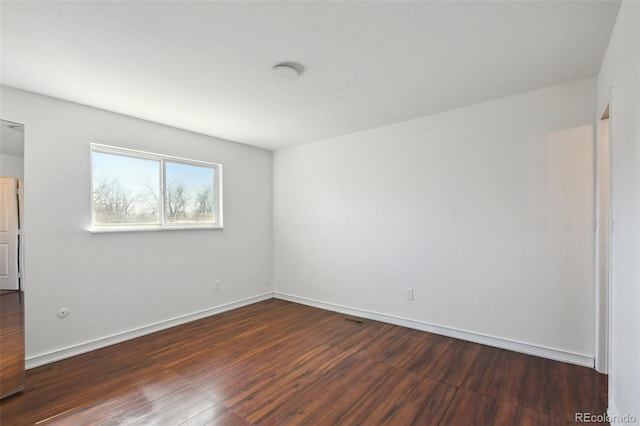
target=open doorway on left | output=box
[0,118,25,399]
[0,119,24,291]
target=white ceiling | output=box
[0,1,620,151]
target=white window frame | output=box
[89,143,223,233]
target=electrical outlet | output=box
[404,288,414,300]
[214,280,221,291]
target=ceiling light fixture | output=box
[271,62,303,83]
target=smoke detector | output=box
[271,62,304,83]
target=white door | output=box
[0,177,19,290]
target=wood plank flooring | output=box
[0,290,25,399]
[0,299,608,425]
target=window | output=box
[90,144,222,231]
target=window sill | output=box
[89,225,223,233]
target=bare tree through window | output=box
[91,145,220,229]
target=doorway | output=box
[0,119,24,291]
[0,118,25,398]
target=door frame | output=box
[594,93,613,374]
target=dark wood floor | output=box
[0,290,25,399]
[0,299,607,425]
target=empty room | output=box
[0,1,638,425]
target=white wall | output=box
[274,79,597,364]
[0,86,273,366]
[0,153,24,178]
[597,0,640,421]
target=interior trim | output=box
[27,291,594,370]
[274,291,594,368]
[25,292,273,369]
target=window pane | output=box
[92,151,161,225]
[165,161,215,224]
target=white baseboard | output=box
[608,401,618,425]
[27,291,595,370]
[26,293,274,370]
[274,291,594,368]
[607,399,639,425]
